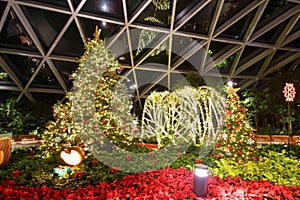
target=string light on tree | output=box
[212,86,257,163]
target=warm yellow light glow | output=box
[60,147,85,166]
[195,167,208,177]
[0,151,4,164]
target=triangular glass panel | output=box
[0,53,39,85]
[80,0,124,20]
[283,37,300,49]
[22,5,70,50]
[0,1,6,16]
[219,9,257,40]
[52,21,84,57]
[177,0,217,35]
[176,60,197,71]
[239,59,264,76]
[215,52,237,74]
[79,17,122,41]
[0,10,38,51]
[238,46,266,66]
[0,91,21,102]
[170,71,205,89]
[255,1,294,29]
[28,0,69,9]
[209,41,234,57]
[134,1,171,29]
[126,0,145,20]
[52,60,78,89]
[71,0,82,10]
[150,76,168,93]
[172,34,196,55]
[133,28,169,61]
[216,0,252,30]
[269,50,295,66]
[177,47,205,72]
[30,63,63,90]
[134,69,166,95]
[253,19,289,44]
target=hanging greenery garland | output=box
[152,0,170,10]
[136,17,168,57]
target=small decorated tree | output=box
[212,86,257,162]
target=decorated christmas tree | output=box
[212,86,257,162]
[38,93,81,158]
[39,27,137,157]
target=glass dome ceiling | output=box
[0,0,299,105]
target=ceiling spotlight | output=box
[101,3,108,12]
[227,80,233,87]
[227,80,237,87]
[102,21,107,26]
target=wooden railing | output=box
[256,135,300,145]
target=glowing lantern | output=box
[283,83,296,102]
[60,146,85,166]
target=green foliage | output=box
[258,144,300,160]
[211,150,300,186]
[2,144,300,189]
[0,98,33,137]
[0,72,8,80]
[174,71,205,89]
[241,67,300,133]
[0,147,130,189]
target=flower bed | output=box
[1,167,300,199]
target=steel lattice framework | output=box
[0,0,299,108]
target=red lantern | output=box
[283,83,296,102]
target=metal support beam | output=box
[214,0,266,38]
[229,1,268,77]
[174,0,212,32]
[0,56,35,102]
[249,4,300,41]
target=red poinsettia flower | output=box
[110,167,118,174]
[126,154,132,161]
[195,158,202,164]
[213,153,220,158]
[73,171,82,178]
[11,170,20,178]
[92,159,98,166]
